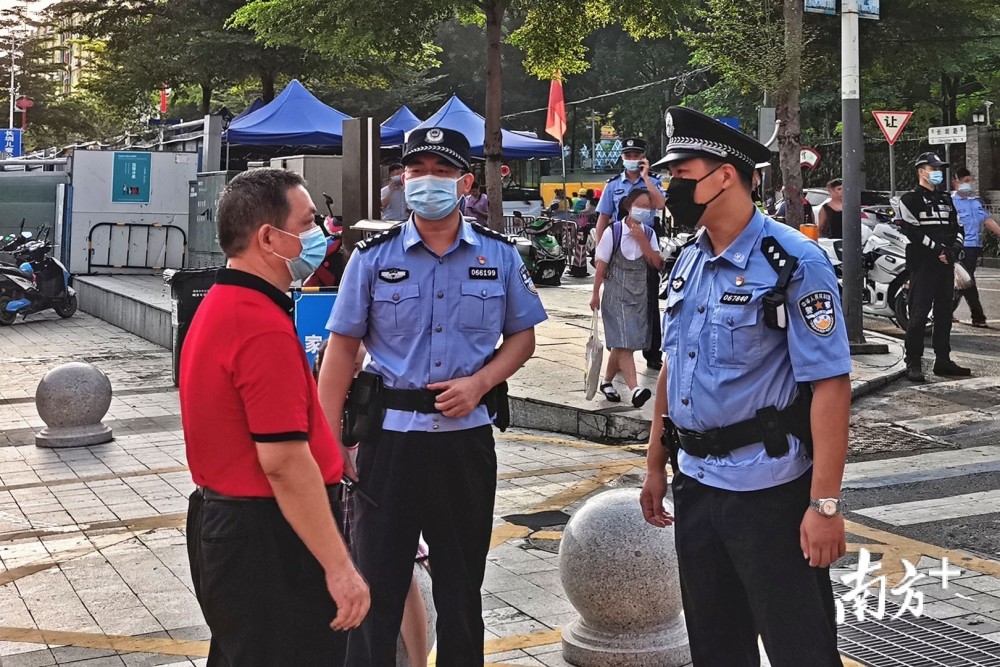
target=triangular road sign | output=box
[872,110,913,145]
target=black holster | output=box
[343,371,385,445]
[484,381,510,432]
[661,416,681,474]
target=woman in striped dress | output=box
[589,189,663,408]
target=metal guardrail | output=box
[87,222,187,274]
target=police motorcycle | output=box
[0,229,78,325]
[817,206,918,331]
[520,215,567,287]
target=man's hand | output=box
[939,251,950,265]
[800,509,846,568]
[339,443,358,481]
[640,470,675,528]
[427,375,490,418]
[325,565,370,631]
[639,157,650,178]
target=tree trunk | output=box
[483,1,505,232]
[777,0,804,229]
[261,70,276,103]
[200,84,213,115]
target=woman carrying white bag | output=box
[589,189,663,408]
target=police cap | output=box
[402,127,472,172]
[655,106,771,177]
[621,137,646,154]
[914,152,948,168]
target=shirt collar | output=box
[401,216,481,253]
[620,171,641,184]
[695,207,765,270]
[215,268,293,317]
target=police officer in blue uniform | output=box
[318,127,547,666]
[639,107,852,667]
[594,137,667,370]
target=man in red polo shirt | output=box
[180,168,368,666]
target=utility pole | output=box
[841,0,865,345]
[8,35,14,129]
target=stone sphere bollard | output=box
[560,488,690,667]
[35,362,114,448]
[396,562,437,667]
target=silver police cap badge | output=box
[626,139,634,147]
[665,112,675,138]
[426,129,444,143]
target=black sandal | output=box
[600,382,621,402]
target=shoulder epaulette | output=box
[682,233,699,248]
[355,224,403,252]
[606,175,618,183]
[470,222,516,245]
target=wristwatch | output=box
[809,498,843,517]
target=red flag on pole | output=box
[160,84,168,114]
[545,75,567,144]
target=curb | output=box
[509,365,907,445]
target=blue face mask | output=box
[622,159,641,172]
[274,225,327,282]
[405,175,463,220]
[928,170,944,186]
[630,207,654,226]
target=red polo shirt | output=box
[179,268,343,497]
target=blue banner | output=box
[111,152,152,203]
[2,129,21,157]
[292,289,338,370]
[859,0,879,19]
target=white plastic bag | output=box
[955,262,972,290]
[584,310,604,401]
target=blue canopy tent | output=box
[223,79,351,146]
[379,105,422,146]
[412,95,561,159]
[232,97,265,121]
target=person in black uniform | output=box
[896,153,971,382]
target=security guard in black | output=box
[896,152,970,381]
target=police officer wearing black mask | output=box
[896,153,971,381]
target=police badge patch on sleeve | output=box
[798,291,836,336]
[519,264,538,294]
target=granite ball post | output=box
[35,362,113,448]
[560,488,690,666]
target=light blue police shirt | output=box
[328,218,547,433]
[661,208,852,492]
[952,193,992,248]
[596,171,666,221]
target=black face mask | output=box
[666,165,725,228]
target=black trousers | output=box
[905,256,954,365]
[953,246,986,324]
[672,471,842,667]
[186,486,347,667]
[346,426,497,666]
[643,264,663,363]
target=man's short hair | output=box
[388,163,404,173]
[954,166,972,180]
[217,168,307,257]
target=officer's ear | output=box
[457,172,474,196]
[256,222,281,253]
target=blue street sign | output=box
[716,117,741,130]
[292,289,338,369]
[111,151,152,203]
[2,128,22,157]
[859,0,879,19]
[804,0,836,15]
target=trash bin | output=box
[164,267,220,386]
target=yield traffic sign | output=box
[872,110,912,145]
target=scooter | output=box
[658,231,694,298]
[521,216,567,287]
[0,231,77,325]
[303,192,346,288]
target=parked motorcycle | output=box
[658,232,694,298]
[0,230,77,325]
[818,217,917,330]
[521,216,567,287]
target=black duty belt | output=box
[383,387,487,413]
[675,392,812,459]
[200,484,342,503]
